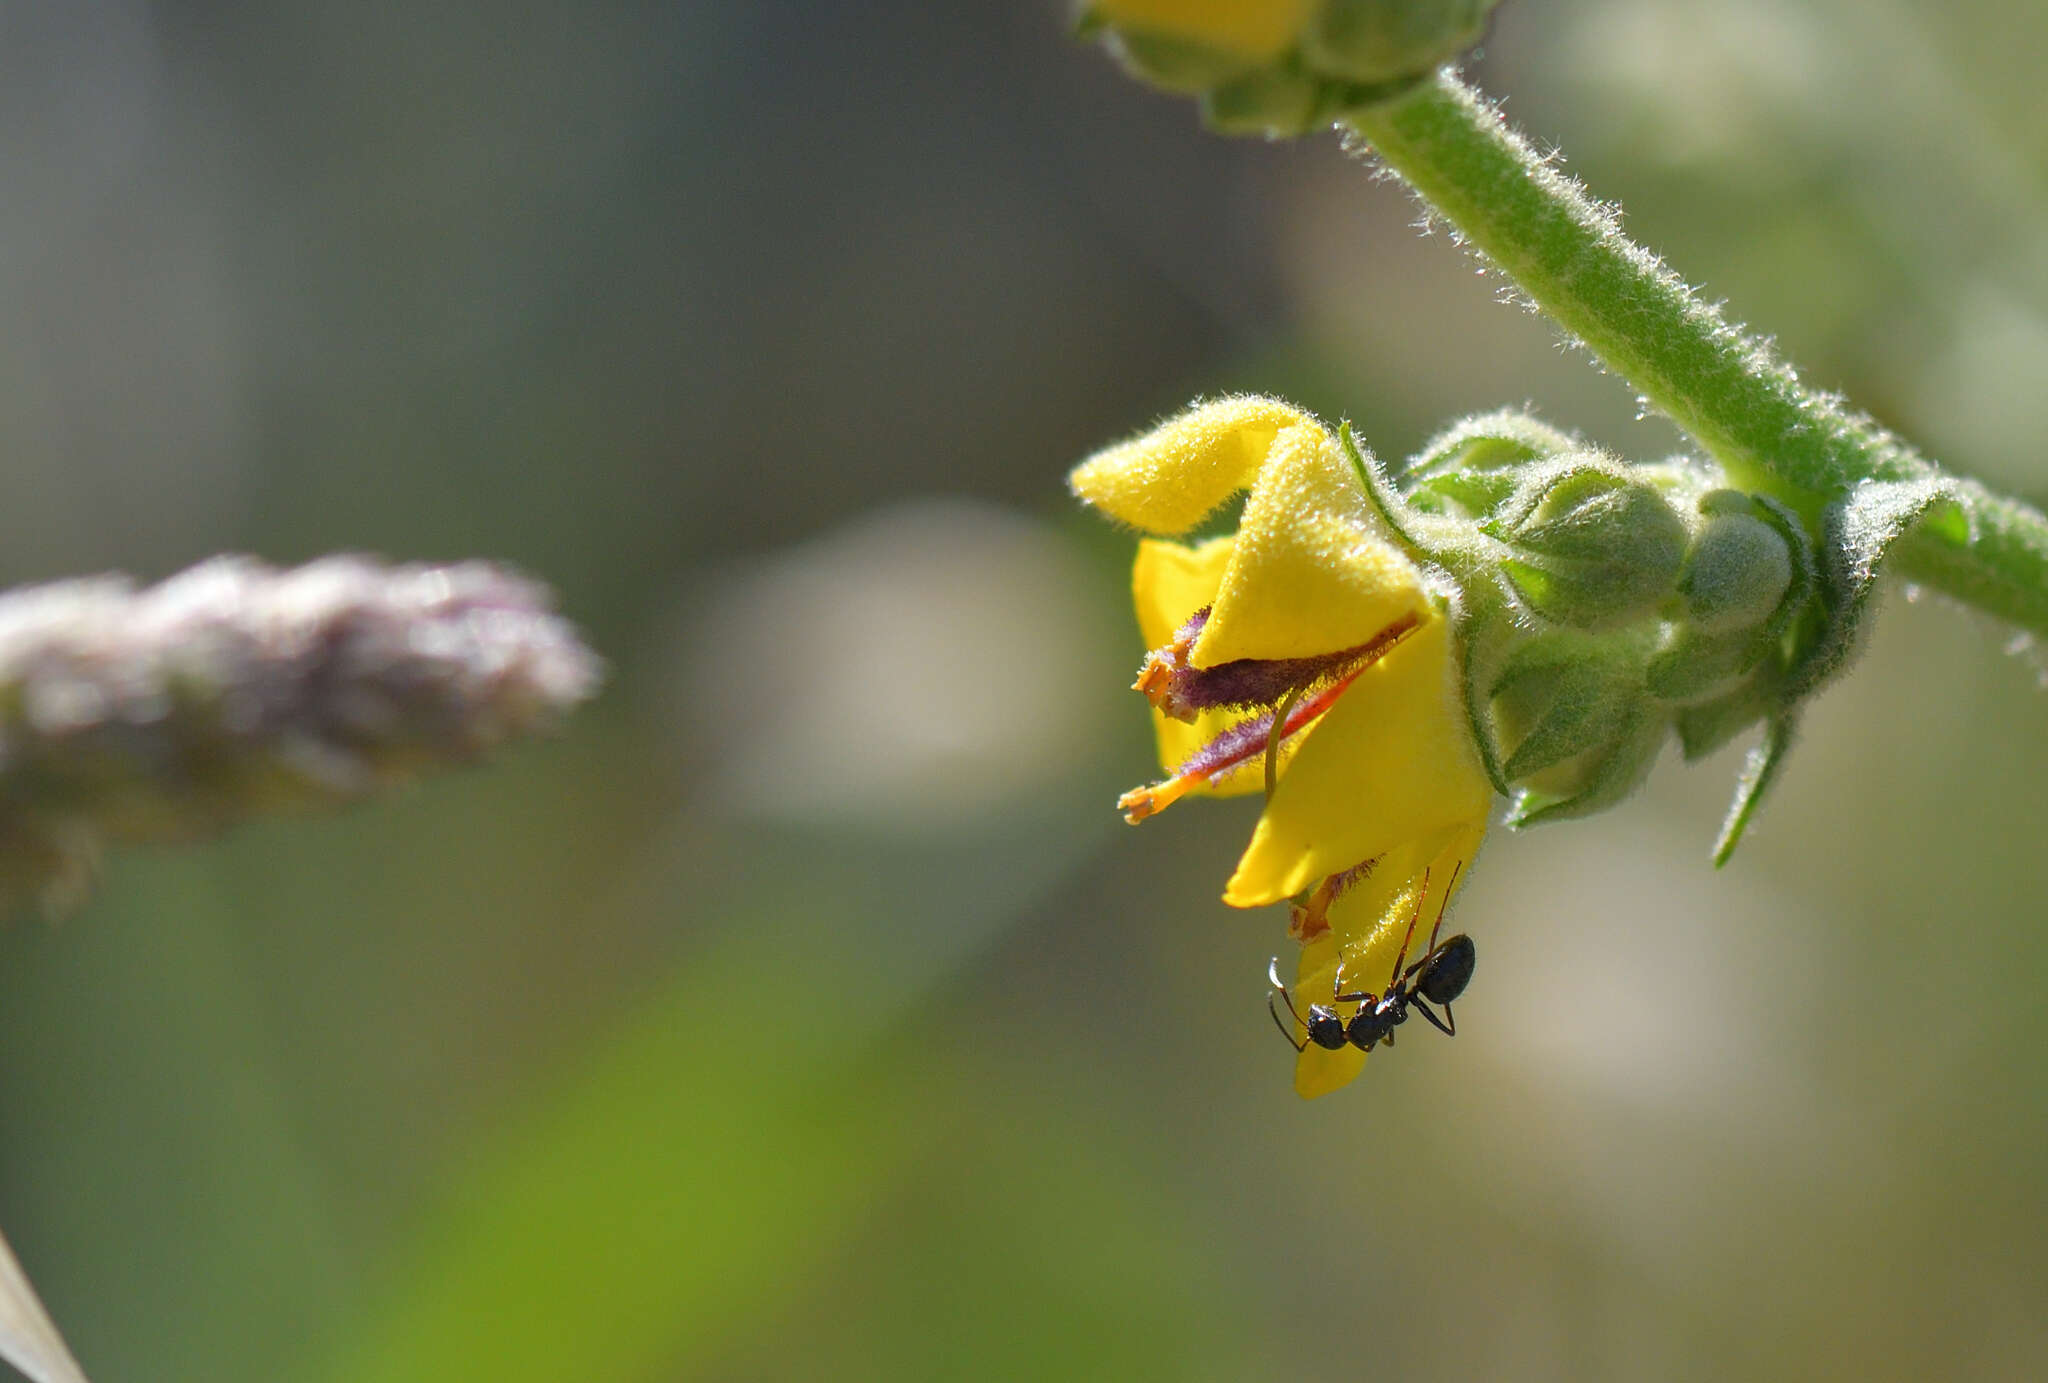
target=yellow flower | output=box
[1071,396,1493,1097]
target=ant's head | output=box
[1304,1003,1350,1051]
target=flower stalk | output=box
[1343,72,2048,638]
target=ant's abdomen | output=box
[1418,935,1476,1005]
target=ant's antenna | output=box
[1267,992,1308,1052]
[1266,957,1309,1053]
[1423,859,1463,956]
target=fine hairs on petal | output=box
[0,554,602,918]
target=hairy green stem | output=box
[1345,73,2048,637]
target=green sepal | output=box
[1712,713,1796,866]
[1506,708,1666,827]
[1674,675,1776,761]
[1342,421,1434,554]
[1782,478,1966,701]
[1644,623,1771,704]
[1453,594,1515,795]
[1401,410,1578,518]
[1746,494,1818,647]
[1487,629,1647,789]
[1408,410,1578,479]
[1203,61,1326,137]
[1499,662,1639,782]
[1407,470,1516,518]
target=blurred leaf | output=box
[308,929,928,1383]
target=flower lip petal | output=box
[1189,418,1428,667]
[1071,396,1318,537]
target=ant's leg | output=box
[1267,991,1309,1053]
[1411,997,1456,1037]
[1330,952,1373,1008]
[1330,971,1377,1008]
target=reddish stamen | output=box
[1117,613,1421,825]
[1118,661,1367,824]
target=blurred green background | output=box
[0,2,2045,1379]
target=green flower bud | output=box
[1303,0,1503,86]
[1401,410,1580,519]
[1486,462,1689,629]
[1079,0,1502,136]
[1475,626,1663,823]
[1678,491,1797,635]
[1487,629,1646,787]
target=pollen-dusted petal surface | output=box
[1192,420,1426,666]
[1290,934,1368,1099]
[1073,396,1427,667]
[1222,617,1491,907]
[1089,0,1316,60]
[1325,827,1483,987]
[1070,396,1320,537]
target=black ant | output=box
[1267,862,1475,1055]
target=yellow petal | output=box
[1074,397,1427,666]
[1070,396,1319,536]
[1133,534,1232,649]
[1325,827,1484,984]
[1289,934,1368,1099]
[1089,0,1316,61]
[1222,617,1492,906]
[1192,420,1426,665]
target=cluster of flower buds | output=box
[1076,0,1502,134]
[1352,411,1820,851]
